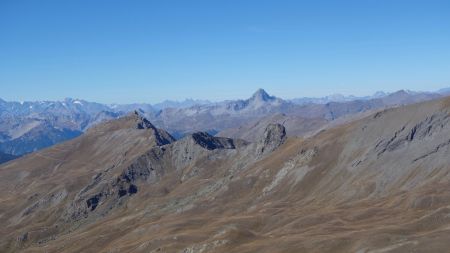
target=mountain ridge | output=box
[0,88,446,158]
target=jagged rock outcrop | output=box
[256,123,287,155]
[169,132,247,171]
[133,110,156,130]
[190,132,237,150]
[132,111,175,145]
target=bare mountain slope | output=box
[0,111,175,250]
[1,97,450,252]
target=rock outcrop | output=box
[256,123,287,155]
[168,132,247,171]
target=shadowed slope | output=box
[0,151,18,164]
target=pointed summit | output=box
[250,88,274,102]
[128,110,159,130]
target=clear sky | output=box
[1,0,450,103]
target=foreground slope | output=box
[1,97,450,252]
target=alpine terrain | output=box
[1,95,450,252]
[0,88,445,161]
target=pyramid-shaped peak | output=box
[250,88,274,101]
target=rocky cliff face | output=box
[256,123,287,156]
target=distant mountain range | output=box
[0,88,447,160]
[152,98,212,110]
[144,88,443,139]
[289,90,388,105]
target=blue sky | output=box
[1,0,450,103]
